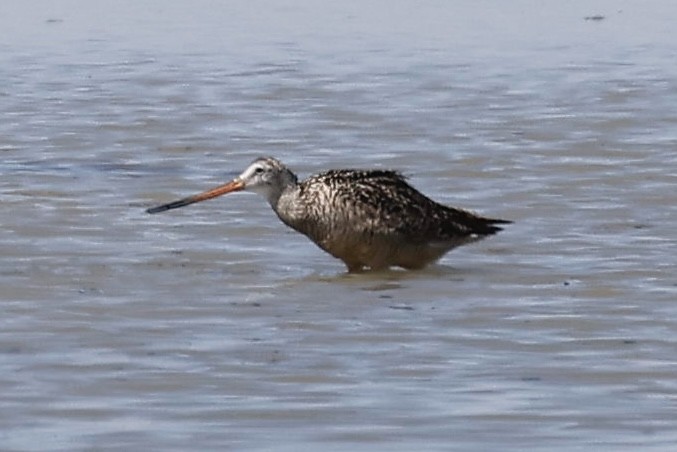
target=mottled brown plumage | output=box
[147,156,510,272]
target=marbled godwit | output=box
[147,157,510,272]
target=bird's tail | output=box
[479,218,512,235]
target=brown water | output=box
[2,1,677,450]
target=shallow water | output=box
[2,0,677,450]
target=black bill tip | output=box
[146,197,196,214]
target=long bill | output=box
[146,179,245,214]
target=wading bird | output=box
[147,157,510,272]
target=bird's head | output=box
[236,157,297,202]
[146,156,297,214]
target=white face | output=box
[237,160,276,197]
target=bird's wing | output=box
[311,170,497,242]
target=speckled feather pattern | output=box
[260,158,510,271]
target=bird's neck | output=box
[265,169,299,210]
[269,181,305,230]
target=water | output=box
[2,1,677,450]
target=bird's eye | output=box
[254,167,264,174]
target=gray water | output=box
[2,1,677,450]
